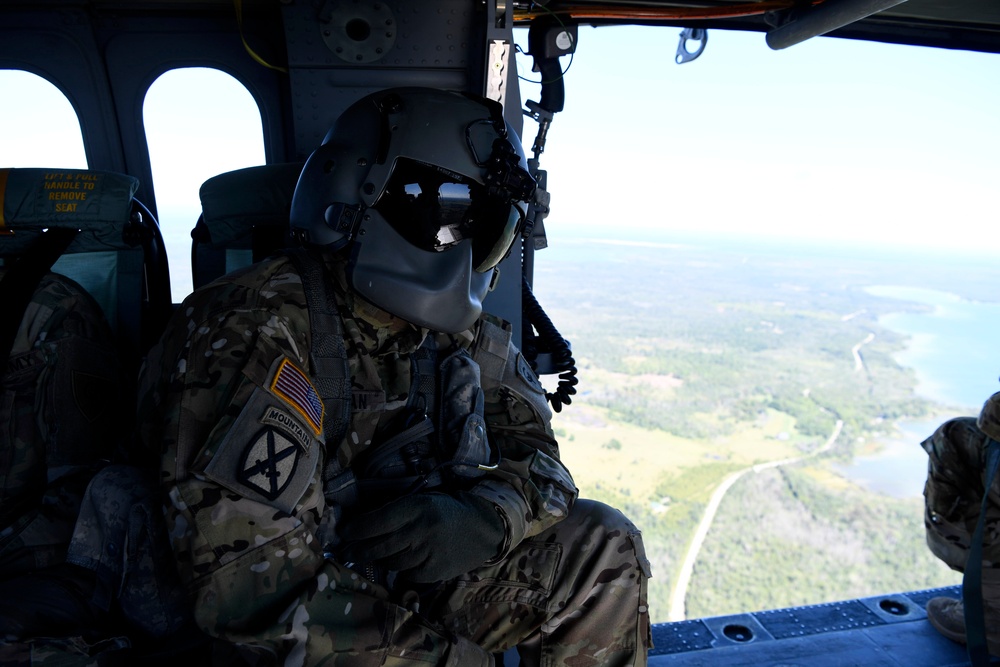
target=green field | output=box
[554,404,962,623]
[531,236,992,623]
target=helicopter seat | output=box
[0,168,172,375]
[191,162,303,290]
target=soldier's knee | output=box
[571,498,633,529]
[924,416,985,471]
[568,499,639,541]
[564,499,652,580]
[69,465,191,639]
[82,464,159,510]
[71,465,155,572]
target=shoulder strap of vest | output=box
[408,335,438,414]
[473,315,513,393]
[0,227,79,369]
[286,248,351,449]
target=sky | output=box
[515,27,1000,254]
[2,24,999,297]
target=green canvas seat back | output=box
[192,162,303,290]
[0,168,172,372]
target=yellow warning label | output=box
[42,172,99,213]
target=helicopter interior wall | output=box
[0,3,524,300]
[279,0,489,155]
[0,14,125,173]
[0,4,290,218]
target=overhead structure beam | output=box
[766,0,909,49]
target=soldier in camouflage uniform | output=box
[0,270,126,663]
[137,87,652,666]
[923,392,1000,654]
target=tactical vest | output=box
[350,334,496,502]
[289,251,516,547]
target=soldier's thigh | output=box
[424,499,650,653]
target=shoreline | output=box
[834,411,963,499]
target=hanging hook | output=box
[676,28,708,64]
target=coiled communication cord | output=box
[521,278,578,412]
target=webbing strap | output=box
[410,336,438,414]
[0,227,79,371]
[473,317,512,393]
[964,438,1000,666]
[287,249,351,451]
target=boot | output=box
[926,597,1000,656]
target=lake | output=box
[835,418,943,499]
[867,285,1000,411]
[836,285,1000,498]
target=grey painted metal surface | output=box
[648,586,986,666]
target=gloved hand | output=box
[338,491,506,583]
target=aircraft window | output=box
[515,27,999,623]
[0,69,87,168]
[143,67,266,299]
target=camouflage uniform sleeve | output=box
[138,264,485,665]
[138,272,328,631]
[469,316,578,556]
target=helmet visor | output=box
[373,158,525,272]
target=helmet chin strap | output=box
[488,267,501,293]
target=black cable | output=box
[521,278,578,412]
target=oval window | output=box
[0,69,87,168]
[144,67,266,299]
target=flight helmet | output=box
[289,87,536,333]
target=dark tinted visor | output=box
[373,158,524,272]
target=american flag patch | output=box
[270,358,324,436]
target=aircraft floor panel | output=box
[646,585,993,666]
